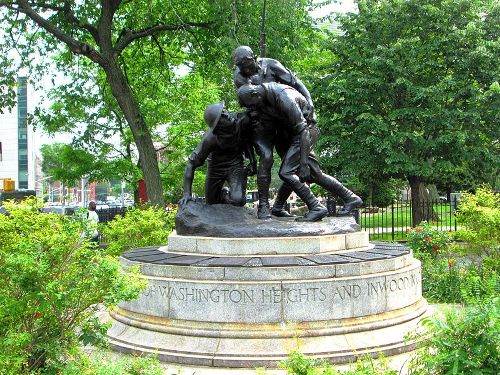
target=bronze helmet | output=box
[203,100,225,129]
[231,45,255,64]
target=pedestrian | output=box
[85,201,100,246]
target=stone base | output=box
[106,300,428,367]
[107,238,427,367]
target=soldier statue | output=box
[237,83,362,222]
[232,45,315,219]
[179,101,256,206]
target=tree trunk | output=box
[103,59,164,206]
[408,176,433,227]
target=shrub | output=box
[409,297,499,374]
[278,351,397,375]
[102,205,176,256]
[0,198,144,374]
[419,254,462,303]
[406,221,451,258]
[59,349,164,374]
[455,187,500,257]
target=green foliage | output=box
[2,0,321,204]
[409,297,499,374]
[417,247,499,304]
[418,254,462,303]
[0,198,144,374]
[41,142,119,186]
[278,351,396,375]
[459,265,500,306]
[59,349,164,375]
[407,221,451,258]
[456,187,500,256]
[102,206,176,256]
[312,0,500,195]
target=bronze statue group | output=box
[179,46,362,222]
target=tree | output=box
[40,142,136,190]
[313,0,500,225]
[1,0,321,204]
[0,0,214,205]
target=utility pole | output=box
[260,0,267,57]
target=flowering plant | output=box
[406,221,451,257]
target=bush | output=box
[455,187,500,257]
[410,253,499,374]
[409,297,499,374]
[419,254,462,303]
[59,349,164,375]
[0,198,144,374]
[102,205,176,256]
[278,351,397,375]
[406,221,451,258]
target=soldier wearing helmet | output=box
[238,83,362,222]
[231,45,315,219]
[179,101,256,206]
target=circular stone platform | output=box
[106,231,427,367]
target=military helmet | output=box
[231,46,255,64]
[204,100,225,129]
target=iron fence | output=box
[358,199,459,240]
[96,207,128,223]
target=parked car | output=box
[41,206,65,215]
[40,206,75,215]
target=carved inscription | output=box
[367,272,420,296]
[140,269,420,306]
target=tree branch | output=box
[15,0,104,65]
[60,1,99,42]
[98,0,121,51]
[115,22,210,55]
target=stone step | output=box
[166,230,370,256]
[121,242,412,281]
[106,301,430,368]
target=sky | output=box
[29,0,357,152]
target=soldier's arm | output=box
[237,113,257,175]
[234,67,250,88]
[270,60,314,107]
[179,131,215,204]
[276,98,311,182]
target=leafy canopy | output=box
[312,0,499,191]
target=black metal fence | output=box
[96,207,128,223]
[358,199,460,240]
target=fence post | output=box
[391,202,395,241]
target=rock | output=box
[174,201,360,237]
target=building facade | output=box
[0,76,36,190]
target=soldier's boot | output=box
[294,184,328,222]
[220,187,231,204]
[257,176,272,219]
[271,183,295,217]
[318,175,362,216]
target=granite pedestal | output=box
[107,214,427,367]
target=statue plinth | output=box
[106,205,427,367]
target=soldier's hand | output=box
[246,162,257,176]
[178,195,193,206]
[298,164,311,183]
